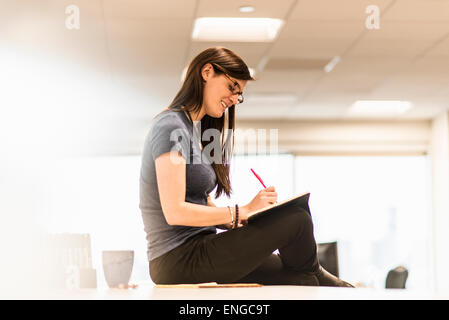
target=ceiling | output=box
[1,0,449,153]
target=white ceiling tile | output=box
[106,19,190,75]
[278,20,365,39]
[382,0,449,21]
[345,37,433,57]
[425,36,449,56]
[0,0,102,21]
[236,105,293,120]
[329,56,413,77]
[404,57,449,75]
[289,0,394,21]
[400,105,446,120]
[187,42,269,69]
[271,37,355,59]
[107,37,186,75]
[196,0,295,19]
[300,91,364,106]
[370,75,449,100]
[110,75,181,109]
[365,21,449,41]
[313,74,384,94]
[106,18,193,39]
[103,0,197,19]
[248,70,323,95]
[1,0,111,74]
[288,105,349,119]
[433,85,449,99]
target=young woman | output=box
[139,47,353,287]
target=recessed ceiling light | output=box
[239,5,255,13]
[191,17,284,42]
[349,100,413,116]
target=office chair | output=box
[385,266,408,289]
[317,241,339,278]
[50,233,97,288]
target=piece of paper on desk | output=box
[155,282,262,288]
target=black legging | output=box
[149,204,320,285]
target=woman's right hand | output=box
[243,186,277,216]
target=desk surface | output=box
[3,282,449,300]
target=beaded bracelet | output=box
[227,206,234,227]
[234,204,239,229]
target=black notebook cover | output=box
[247,192,311,222]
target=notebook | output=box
[247,192,311,222]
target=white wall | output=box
[429,111,449,292]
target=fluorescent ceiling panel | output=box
[349,100,413,116]
[192,17,284,42]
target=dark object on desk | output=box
[385,266,408,289]
[317,241,339,278]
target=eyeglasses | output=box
[223,73,244,105]
[211,63,244,105]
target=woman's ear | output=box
[201,63,214,82]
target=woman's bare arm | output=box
[155,151,245,226]
[207,195,235,230]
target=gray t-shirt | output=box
[139,109,217,261]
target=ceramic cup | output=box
[102,250,134,288]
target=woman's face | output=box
[201,63,247,118]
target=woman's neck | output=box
[184,107,205,122]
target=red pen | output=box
[250,168,267,189]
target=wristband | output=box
[234,204,239,229]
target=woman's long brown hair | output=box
[166,47,254,198]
